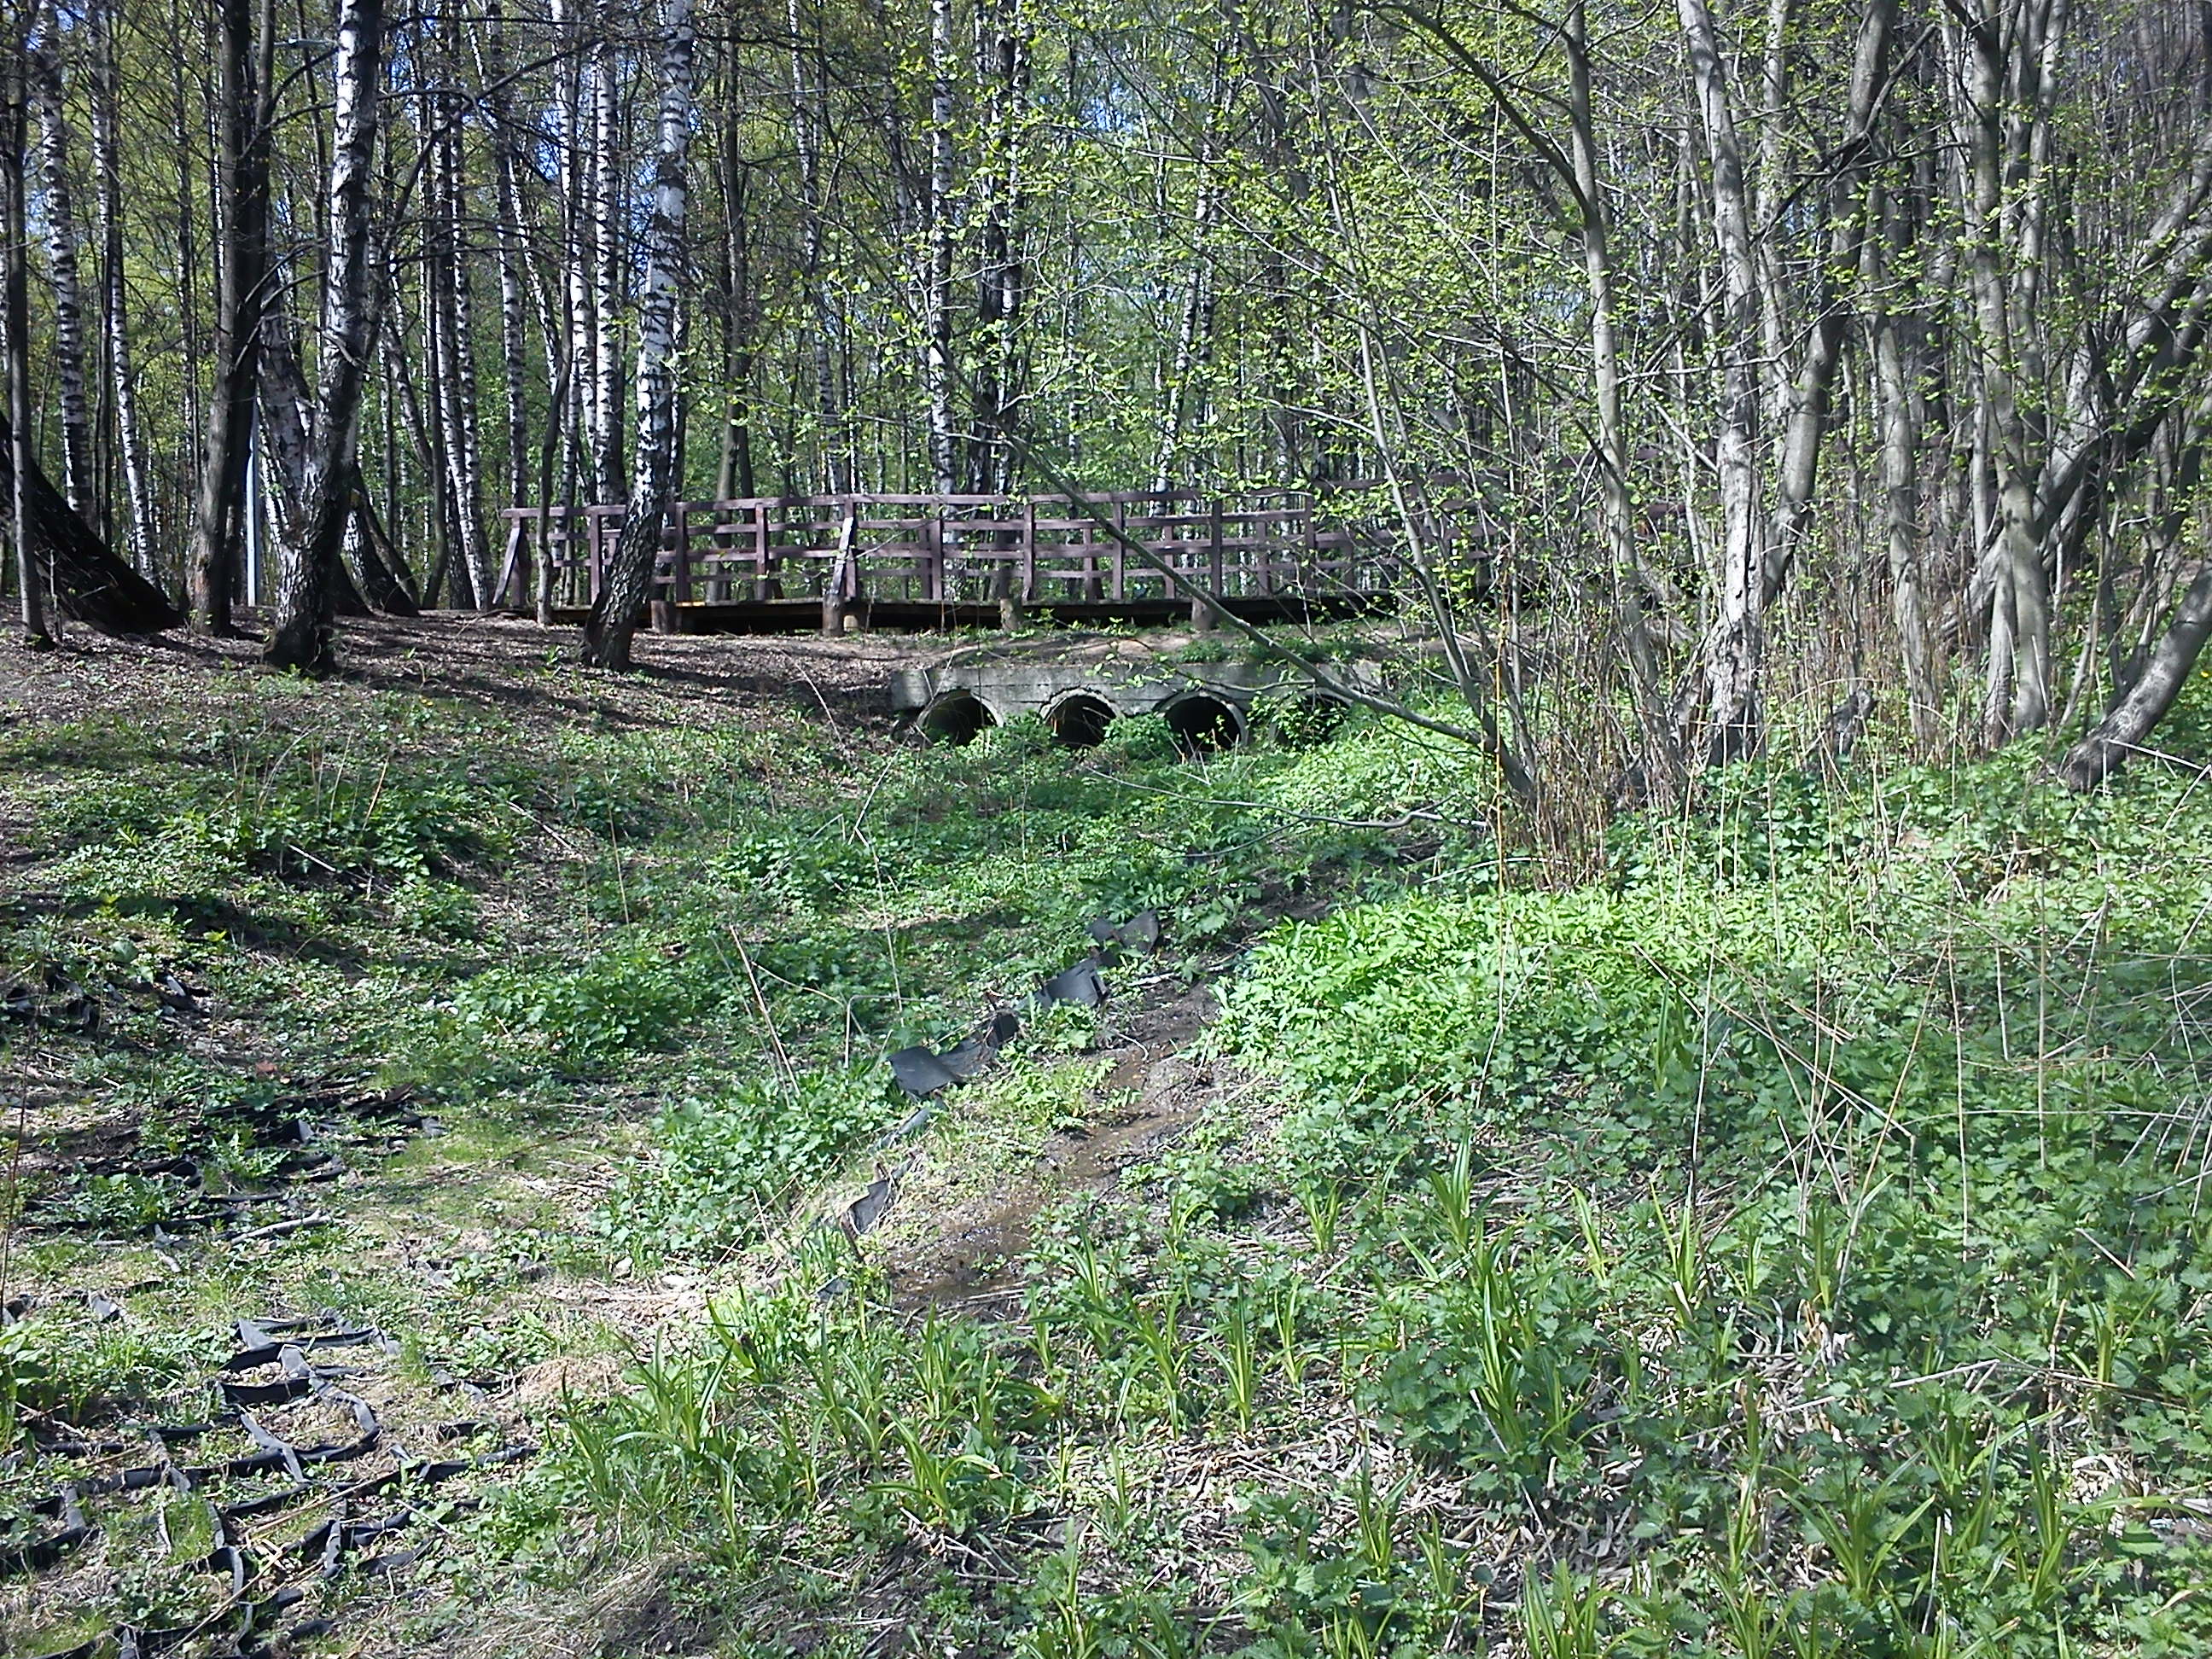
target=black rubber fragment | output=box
[1037,959,1107,1009]
[846,1174,898,1236]
[1087,909,1161,957]
[888,1045,963,1097]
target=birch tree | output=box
[581,0,696,670]
[28,32,91,518]
[267,0,386,673]
[90,0,153,574]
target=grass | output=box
[0,627,1453,1653]
[511,735,2212,1656]
[7,629,2212,1656]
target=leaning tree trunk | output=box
[0,410,182,634]
[2058,559,2212,789]
[267,0,384,674]
[28,35,93,520]
[582,0,696,670]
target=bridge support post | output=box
[1191,500,1222,630]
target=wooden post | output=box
[1194,498,1222,629]
[1110,498,1126,602]
[1002,498,1033,627]
[1022,499,1037,603]
[672,501,692,605]
[821,509,858,636]
[1291,493,1309,597]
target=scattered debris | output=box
[4,1313,534,1659]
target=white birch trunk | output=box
[267,0,384,673]
[589,32,625,504]
[1679,0,1767,763]
[28,36,91,520]
[582,0,695,669]
[90,0,153,576]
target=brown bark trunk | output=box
[189,0,276,634]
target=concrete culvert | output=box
[920,689,998,746]
[1045,690,1117,748]
[1163,692,1245,754]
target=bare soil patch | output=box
[0,610,917,746]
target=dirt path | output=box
[871,974,1243,1309]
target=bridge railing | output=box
[495,486,1422,614]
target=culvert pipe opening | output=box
[1163,692,1245,754]
[920,690,997,746]
[1045,691,1117,748]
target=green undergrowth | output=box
[3,665,1457,1167]
[0,647,1477,1652]
[503,731,2212,1656]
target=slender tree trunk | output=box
[267,0,385,674]
[589,26,625,503]
[1679,0,1767,763]
[255,286,316,545]
[190,0,275,634]
[713,119,757,508]
[1870,180,1942,746]
[28,33,92,519]
[90,0,152,579]
[789,0,841,491]
[170,0,209,526]
[550,0,597,523]
[1761,0,1895,599]
[482,1,532,527]
[1152,78,1220,494]
[582,0,695,670]
[923,0,958,498]
[1566,0,1678,790]
[3,32,44,646]
[969,0,1028,496]
[431,78,491,605]
[1957,1,2065,743]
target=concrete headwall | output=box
[891,648,1378,747]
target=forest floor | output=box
[4,614,2212,1659]
[0,610,1435,1658]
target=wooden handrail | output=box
[504,483,1442,619]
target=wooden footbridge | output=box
[497,486,1427,634]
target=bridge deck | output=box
[499,487,1440,632]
